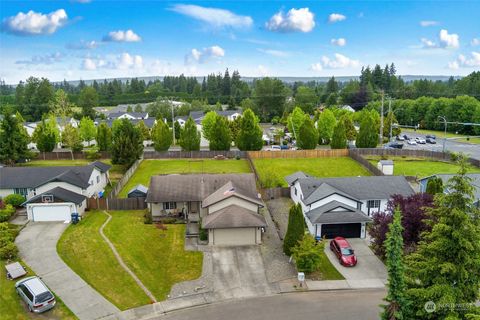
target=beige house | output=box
[145,173,266,246]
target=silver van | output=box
[15,276,56,313]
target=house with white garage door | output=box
[0,161,111,222]
[146,173,266,246]
[285,172,415,239]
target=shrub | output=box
[144,211,152,224]
[0,204,15,222]
[4,194,25,207]
[199,227,208,241]
[158,217,177,224]
[0,242,18,260]
[283,203,305,256]
[85,147,101,161]
[291,234,323,273]
[262,167,283,188]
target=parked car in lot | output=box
[426,134,436,139]
[403,134,410,140]
[330,237,357,267]
[396,135,405,141]
[15,276,56,313]
[385,142,403,149]
[407,139,417,145]
[426,138,437,144]
[415,137,426,144]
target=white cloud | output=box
[81,52,143,71]
[312,53,359,70]
[421,29,459,49]
[328,13,346,23]
[15,52,62,65]
[171,4,252,29]
[185,45,225,64]
[103,29,141,42]
[266,8,315,33]
[257,48,289,57]
[471,38,480,46]
[420,20,439,27]
[331,38,346,46]
[71,0,91,3]
[449,51,480,69]
[2,9,68,35]
[66,40,99,50]
[257,65,268,76]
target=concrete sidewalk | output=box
[16,222,119,320]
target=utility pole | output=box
[379,90,384,145]
[388,97,393,142]
[438,116,447,153]
[170,98,176,145]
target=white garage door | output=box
[213,228,256,246]
[32,205,72,222]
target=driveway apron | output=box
[15,222,120,320]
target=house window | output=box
[14,188,28,197]
[367,200,381,215]
[163,202,177,210]
[96,176,100,184]
[294,187,297,196]
[356,202,362,210]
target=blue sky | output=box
[0,0,479,83]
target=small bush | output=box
[199,228,208,241]
[4,194,25,207]
[235,155,241,160]
[158,217,177,224]
[291,234,323,273]
[0,242,18,260]
[144,211,152,224]
[0,205,15,222]
[85,147,101,161]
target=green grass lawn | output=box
[365,156,480,178]
[402,128,480,144]
[57,211,151,310]
[118,159,251,197]
[253,157,372,188]
[104,211,203,301]
[307,253,345,281]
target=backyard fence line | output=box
[108,158,143,199]
[87,197,147,210]
[348,150,385,176]
[143,151,246,159]
[32,151,110,160]
[247,149,349,159]
[259,187,291,200]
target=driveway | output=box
[212,246,273,300]
[15,222,119,320]
[324,238,387,289]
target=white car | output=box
[407,140,417,145]
[265,145,281,151]
[415,137,426,144]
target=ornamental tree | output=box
[330,119,347,149]
[297,117,318,150]
[209,115,231,151]
[283,203,305,256]
[179,117,200,151]
[111,119,143,166]
[151,120,172,151]
[317,109,336,145]
[79,117,96,146]
[236,108,263,151]
[96,122,112,151]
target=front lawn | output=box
[365,156,480,177]
[104,211,203,301]
[118,159,251,197]
[57,211,151,310]
[307,251,345,281]
[253,157,372,187]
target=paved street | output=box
[149,289,386,320]
[15,222,119,320]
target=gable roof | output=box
[306,200,371,224]
[286,171,414,202]
[96,118,156,128]
[23,187,86,205]
[420,173,480,201]
[202,204,266,229]
[285,171,309,186]
[128,184,148,195]
[216,110,242,117]
[0,162,111,189]
[303,182,360,205]
[108,112,148,119]
[201,181,264,208]
[145,173,259,204]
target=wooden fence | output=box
[247,149,349,159]
[143,151,246,159]
[260,187,291,200]
[108,158,143,199]
[32,151,110,160]
[348,150,384,176]
[87,197,147,210]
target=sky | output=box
[0,0,479,84]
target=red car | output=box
[330,237,357,267]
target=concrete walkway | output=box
[100,211,157,303]
[15,222,119,320]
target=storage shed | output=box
[127,184,148,198]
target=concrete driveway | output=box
[324,238,387,289]
[212,246,272,300]
[15,222,119,320]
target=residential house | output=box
[285,172,415,239]
[419,173,480,207]
[0,161,111,221]
[146,173,266,245]
[107,112,149,120]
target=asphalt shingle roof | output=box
[202,181,264,208]
[420,173,480,202]
[23,187,86,205]
[306,200,372,224]
[202,204,266,229]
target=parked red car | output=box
[330,237,357,267]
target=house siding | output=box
[207,197,259,214]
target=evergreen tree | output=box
[209,115,231,151]
[134,104,143,112]
[330,120,347,149]
[405,158,480,319]
[297,117,318,150]
[62,123,83,159]
[126,105,133,112]
[151,120,172,151]
[0,108,30,165]
[236,109,263,151]
[342,114,357,141]
[356,113,378,148]
[79,117,96,146]
[283,204,305,256]
[179,117,200,151]
[174,121,181,142]
[425,177,443,195]
[317,109,336,144]
[78,87,98,119]
[32,119,57,152]
[111,119,143,166]
[135,120,150,141]
[96,122,112,151]
[287,107,306,140]
[381,208,408,320]
[201,111,217,141]
[49,89,73,117]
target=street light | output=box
[438,116,447,153]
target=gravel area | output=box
[265,198,294,239]
[260,203,296,284]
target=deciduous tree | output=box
[236,109,263,151]
[297,117,318,150]
[79,117,96,146]
[96,122,112,151]
[151,120,172,151]
[317,109,336,144]
[62,123,83,159]
[179,117,200,151]
[209,115,231,151]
